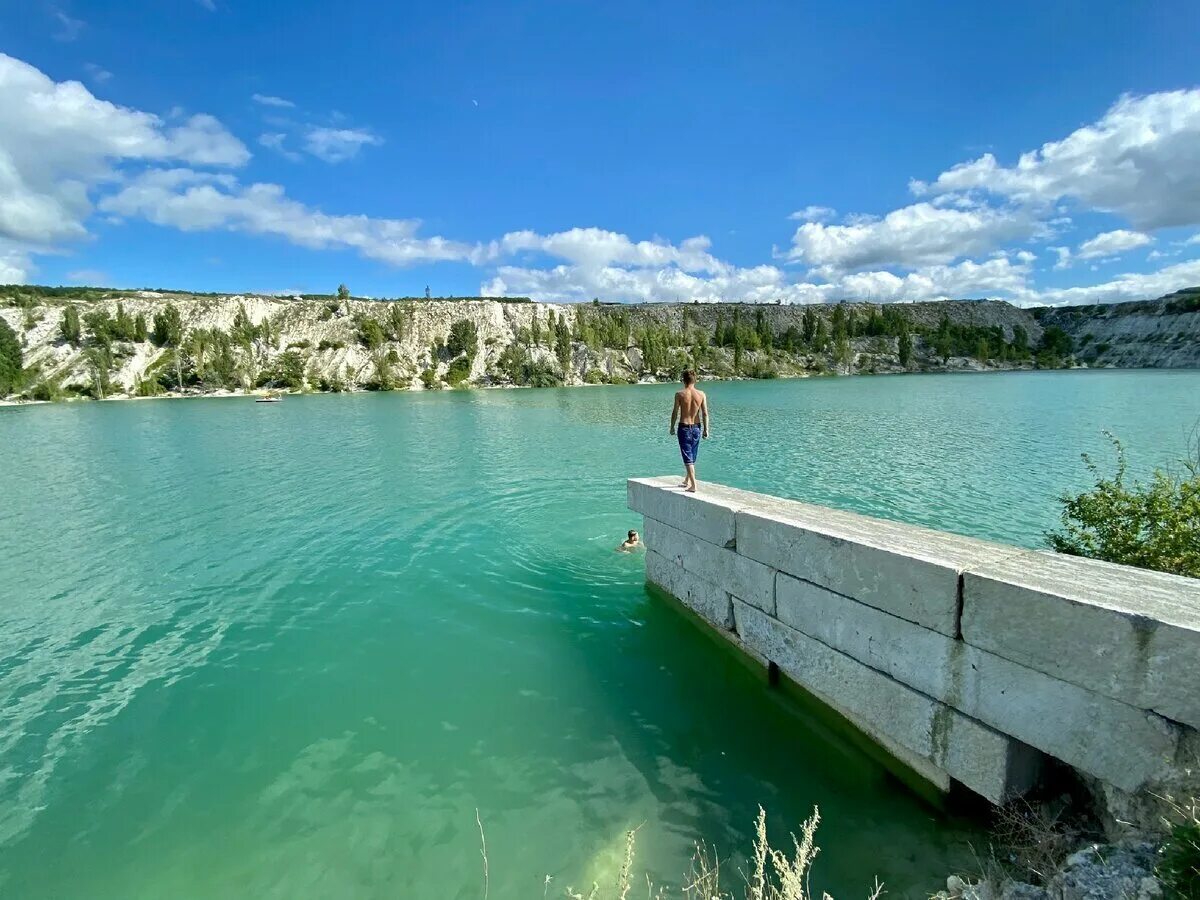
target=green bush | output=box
[317,339,345,351]
[1046,433,1200,577]
[446,319,478,359]
[420,367,440,389]
[1159,799,1200,899]
[152,304,183,347]
[584,368,608,384]
[446,355,472,386]
[0,317,21,396]
[358,318,385,349]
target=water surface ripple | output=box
[1,371,1197,898]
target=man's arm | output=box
[701,394,711,437]
[669,393,680,434]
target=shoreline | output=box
[4,363,1194,408]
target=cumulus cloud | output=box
[252,93,295,109]
[786,202,1036,271]
[258,132,302,162]
[0,53,248,245]
[1028,258,1200,307]
[495,228,725,274]
[1076,229,1152,260]
[303,127,382,163]
[0,241,31,282]
[788,205,835,222]
[99,169,481,266]
[914,90,1200,230]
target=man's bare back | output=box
[669,372,709,492]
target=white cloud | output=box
[0,241,31,282]
[1051,246,1072,270]
[303,127,382,163]
[0,53,249,246]
[252,93,295,109]
[915,89,1200,230]
[52,10,84,42]
[1027,258,1200,307]
[786,202,1036,271]
[1076,229,1152,260]
[1186,233,1200,246]
[83,63,112,84]
[258,132,302,162]
[196,0,217,10]
[99,168,481,266]
[788,205,835,222]
[495,228,725,273]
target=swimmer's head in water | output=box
[628,530,638,541]
[682,370,695,385]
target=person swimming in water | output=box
[669,370,709,493]
[616,530,642,552]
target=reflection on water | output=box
[1,371,1197,898]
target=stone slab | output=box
[644,517,776,614]
[645,549,733,631]
[963,550,1200,729]
[733,599,1041,804]
[776,572,1179,791]
[628,477,743,548]
[737,501,1020,636]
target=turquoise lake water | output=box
[2,370,1198,898]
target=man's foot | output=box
[678,480,690,488]
[685,484,697,493]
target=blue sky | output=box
[1,0,1199,304]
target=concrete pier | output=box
[629,476,1200,805]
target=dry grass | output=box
[546,806,882,900]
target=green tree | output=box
[272,350,306,390]
[0,318,21,396]
[531,312,542,347]
[387,303,407,341]
[152,304,183,347]
[232,304,258,347]
[358,318,385,349]
[60,305,82,346]
[1011,325,1029,355]
[134,313,148,343]
[337,284,351,301]
[898,329,913,367]
[114,302,136,341]
[446,319,478,360]
[1039,325,1073,359]
[1046,433,1200,578]
[555,318,572,373]
[802,307,818,345]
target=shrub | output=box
[317,339,345,351]
[1046,433,1200,577]
[446,355,472,386]
[358,318,385,349]
[287,340,312,350]
[1159,797,1200,900]
[420,367,440,389]
[0,317,21,396]
[60,304,82,346]
[152,304,183,347]
[584,368,608,384]
[446,319,478,359]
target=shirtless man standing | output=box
[669,371,709,493]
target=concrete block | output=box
[776,572,1179,791]
[733,600,1041,804]
[644,517,776,614]
[963,551,1200,729]
[646,549,733,631]
[628,477,741,548]
[737,499,1019,635]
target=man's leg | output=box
[685,463,696,492]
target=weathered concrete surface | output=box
[643,517,776,614]
[645,549,733,631]
[629,478,741,548]
[776,572,1178,791]
[738,499,1019,636]
[733,600,1041,803]
[630,477,1199,806]
[963,551,1200,729]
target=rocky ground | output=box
[1,287,1196,402]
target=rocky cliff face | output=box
[0,287,1160,402]
[1033,287,1200,369]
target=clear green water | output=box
[2,370,1198,899]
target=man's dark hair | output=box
[682,370,695,385]
[628,530,637,540]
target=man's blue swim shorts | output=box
[677,423,702,465]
